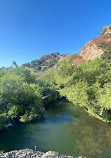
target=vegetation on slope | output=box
[97,42,111,61]
[101,28,107,36]
[22,53,62,72]
[97,42,111,51]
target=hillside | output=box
[78,25,111,62]
[22,53,64,72]
[22,25,111,72]
[59,25,111,65]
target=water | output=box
[0,99,111,158]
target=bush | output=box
[101,28,107,35]
[0,113,6,130]
[101,51,111,60]
[98,42,111,50]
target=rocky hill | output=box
[101,24,111,35]
[63,25,111,65]
[77,25,111,62]
[22,25,111,72]
[22,53,64,72]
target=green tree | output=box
[12,61,18,68]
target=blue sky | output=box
[0,0,111,67]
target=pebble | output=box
[0,149,86,158]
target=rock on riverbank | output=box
[0,149,86,158]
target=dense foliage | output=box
[98,42,111,51]
[1,54,111,130]
[0,65,57,130]
[54,57,111,122]
[101,50,111,61]
[22,53,62,72]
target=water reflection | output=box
[63,102,111,158]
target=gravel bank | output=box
[0,149,86,158]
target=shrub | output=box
[101,28,107,36]
[0,113,6,130]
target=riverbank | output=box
[0,91,60,131]
[1,99,109,158]
[0,149,85,158]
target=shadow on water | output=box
[0,99,111,158]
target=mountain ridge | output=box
[22,25,111,72]
[22,52,65,72]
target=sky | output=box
[0,0,111,67]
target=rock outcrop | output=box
[77,25,111,62]
[101,25,111,35]
[0,149,86,158]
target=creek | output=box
[0,99,111,158]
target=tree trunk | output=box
[100,107,104,116]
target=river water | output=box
[0,99,111,158]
